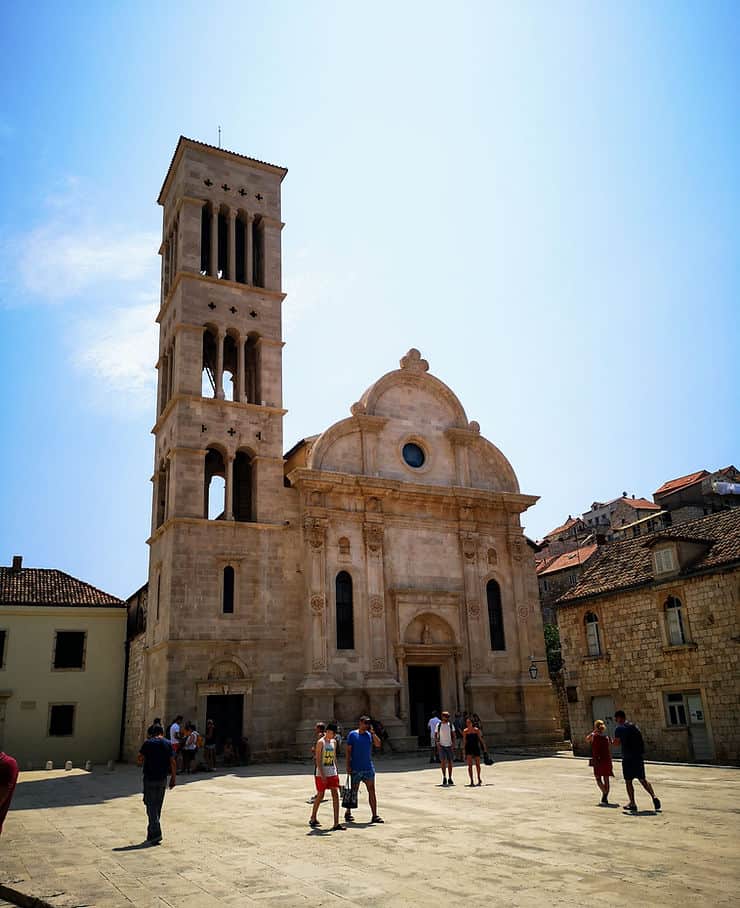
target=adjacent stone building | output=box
[653,466,740,525]
[0,556,126,767]
[123,136,561,760]
[557,509,740,764]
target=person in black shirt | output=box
[613,710,661,814]
[137,725,177,844]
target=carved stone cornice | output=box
[445,425,480,446]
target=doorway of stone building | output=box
[205,694,244,756]
[408,666,441,746]
[591,695,616,738]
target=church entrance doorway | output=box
[408,665,441,746]
[206,694,244,755]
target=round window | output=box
[402,442,425,469]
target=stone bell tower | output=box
[136,137,303,756]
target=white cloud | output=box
[19,224,159,300]
[73,297,159,406]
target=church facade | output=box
[123,137,560,760]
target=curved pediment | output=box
[305,349,520,493]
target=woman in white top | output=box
[309,723,345,831]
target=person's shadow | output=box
[112,841,159,851]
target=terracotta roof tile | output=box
[559,509,740,604]
[654,470,709,497]
[0,568,124,608]
[537,545,598,577]
[544,516,584,540]
[621,497,661,511]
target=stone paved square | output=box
[1,754,738,907]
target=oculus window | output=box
[402,442,425,469]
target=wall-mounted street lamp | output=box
[528,650,563,680]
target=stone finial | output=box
[350,401,366,416]
[468,421,480,434]
[400,348,429,373]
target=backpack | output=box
[196,733,205,749]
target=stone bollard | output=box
[46,761,53,770]
[65,760,73,771]
[106,760,114,771]
[85,760,92,771]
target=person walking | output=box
[427,711,441,763]
[182,722,198,774]
[0,750,19,838]
[309,723,344,831]
[435,711,457,786]
[612,709,661,814]
[344,715,384,824]
[586,719,614,805]
[463,716,486,786]
[137,724,176,845]
[308,722,326,803]
[169,714,183,772]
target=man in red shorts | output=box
[0,750,19,837]
[308,723,344,832]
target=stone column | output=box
[210,204,219,277]
[224,455,234,521]
[215,330,225,400]
[227,208,237,281]
[237,334,246,403]
[304,516,329,674]
[245,213,254,285]
[460,528,486,675]
[364,521,388,673]
[395,647,408,720]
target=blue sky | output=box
[1,2,738,598]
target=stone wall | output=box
[558,567,740,764]
[122,632,146,762]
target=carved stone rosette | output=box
[467,601,481,619]
[371,658,386,671]
[517,605,529,620]
[310,594,324,614]
[369,595,384,617]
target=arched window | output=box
[336,571,354,650]
[155,462,168,529]
[200,203,211,275]
[252,217,263,286]
[585,612,601,656]
[222,566,235,614]
[664,596,686,645]
[204,448,226,519]
[232,451,253,522]
[235,215,246,284]
[223,333,238,402]
[244,334,260,404]
[202,327,218,398]
[487,580,505,650]
[217,209,228,278]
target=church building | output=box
[123,137,560,759]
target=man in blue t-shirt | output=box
[137,725,177,844]
[344,715,384,824]
[613,709,661,814]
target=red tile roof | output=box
[537,545,598,576]
[621,497,661,511]
[0,568,124,607]
[654,470,709,497]
[544,517,584,540]
[559,509,740,604]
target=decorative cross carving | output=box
[208,302,216,310]
[238,188,247,196]
[249,310,258,318]
[255,432,262,441]
[228,427,236,436]
[201,424,208,433]
[255,193,263,201]
[230,306,237,314]
[203,178,213,187]
[221,183,230,191]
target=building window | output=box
[48,704,75,736]
[487,580,505,651]
[665,595,686,645]
[53,631,86,670]
[654,547,676,574]
[223,566,235,614]
[402,442,425,469]
[666,692,687,726]
[336,571,354,650]
[584,612,601,656]
[338,537,351,556]
[0,629,6,668]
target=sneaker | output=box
[623,803,638,814]
[653,797,661,811]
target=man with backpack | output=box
[613,709,661,814]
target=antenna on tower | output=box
[218,126,222,148]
